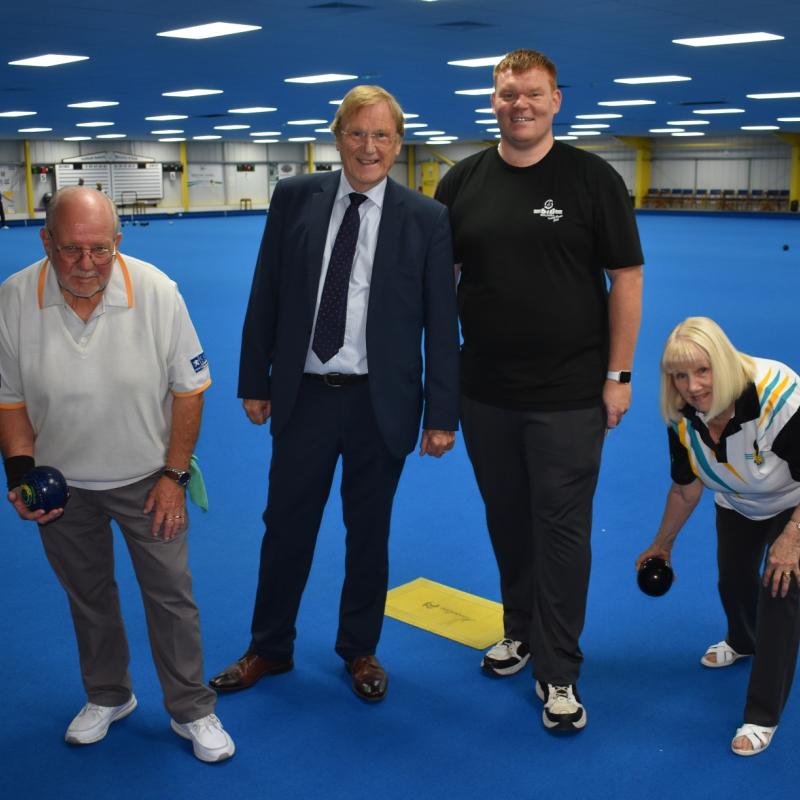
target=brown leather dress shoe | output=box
[345,655,388,702]
[209,652,293,692]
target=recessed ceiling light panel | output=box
[447,56,505,68]
[162,89,224,98]
[68,101,119,108]
[157,22,262,40]
[9,54,89,67]
[614,75,691,84]
[673,32,783,47]
[284,74,357,84]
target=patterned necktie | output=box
[312,192,368,364]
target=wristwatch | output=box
[162,466,191,487]
[606,370,632,383]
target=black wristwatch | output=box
[162,466,191,487]
[606,370,632,384]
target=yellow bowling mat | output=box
[385,577,503,650]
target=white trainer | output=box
[536,682,587,733]
[171,713,235,763]
[481,639,530,676]
[65,694,138,744]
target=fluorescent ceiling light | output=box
[162,89,223,98]
[486,128,500,133]
[672,131,705,137]
[571,130,602,136]
[403,113,419,119]
[429,135,458,140]
[427,140,453,145]
[9,54,88,67]
[68,101,118,108]
[157,22,262,40]
[555,135,578,141]
[228,106,276,114]
[614,75,691,84]
[777,117,800,122]
[475,119,498,124]
[747,91,800,100]
[475,107,494,113]
[571,123,609,129]
[252,139,279,143]
[63,136,91,141]
[447,56,504,68]
[673,32,783,47]
[159,137,186,142]
[0,110,36,117]
[314,127,332,133]
[667,120,709,125]
[414,130,444,136]
[250,131,281,136]
[404,123,428,129]
[96,134,126,139]
[18,127,52,132]
[284,74,357,84]
[193,135,221,140]
[741,125,780,130]
[151,129,183,134]
[692,108,745,115]
[329,99,344,105]
[454,88,494,96]
[288,137,316,142]
[287,119,327,125]
[575,113,622,119]
[597,99,656,107]
[145,115,188,121]
[76,121,115,127]
[214,124,250,130]
[650,128,682,133]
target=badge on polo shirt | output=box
[190,352,208,373]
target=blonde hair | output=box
[331,85,404,138]
[659,317,756,423]
[493,49,558,90]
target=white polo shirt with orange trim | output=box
[0,253,211,489]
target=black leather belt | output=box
[303,372,368,388]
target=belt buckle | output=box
[322,372,343,388]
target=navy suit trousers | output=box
[249,377,406,661]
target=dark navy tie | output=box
[312,192,368,364]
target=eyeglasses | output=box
[341,130,397,146]
[48,233,116,266]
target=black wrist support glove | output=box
[4,455,35,490]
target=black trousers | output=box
[249,378,406,662]
[715,504,800,726]
[461,395,606,685]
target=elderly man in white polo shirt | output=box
[0,187,234,763]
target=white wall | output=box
[0,134,794,220]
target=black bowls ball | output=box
[637,557,674,597]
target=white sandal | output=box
[700,640,750,668]
[731,723,777,756]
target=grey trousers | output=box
[461,395,606,685]
[38,473,216,724]
[715,504,800,726]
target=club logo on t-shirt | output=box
[532,199,563,223]
[190,352,208,373]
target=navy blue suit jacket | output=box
[238,171,460,458]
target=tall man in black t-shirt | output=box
[435,49,643,734]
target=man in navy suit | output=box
[210,86,460,702]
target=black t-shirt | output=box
[435,142,643,410]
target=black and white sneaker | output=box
[481,639,530,676]
[536,682,587,733]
